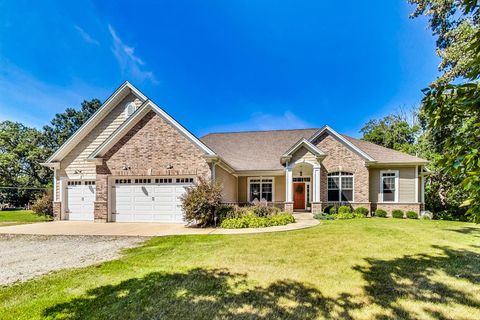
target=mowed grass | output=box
[1,219,479,319]
[0,210,52,226]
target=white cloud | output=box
[74,25,99,45]
[202,111,315,135]
[108,25,158,84]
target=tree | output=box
[0,121,51,206]
[409,0,480,222]
[42,99,101,151]
[360,111,421,154]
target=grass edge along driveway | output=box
[1,218,479,319]
[0,210,52,227]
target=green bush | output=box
[31,192,53,216]
[375,209,387,218]
[406,211,418,219]
[252,204,280,217]
[221,213,295,229]
[329,207,337,214]
[337,205,352,214]
[313,213,335,220]
[392,209,404,219]
[333,213,354,219]
[181,177,223,227]
[215,204,236,221]
[354,207,369,216]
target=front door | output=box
[293,182,305,210]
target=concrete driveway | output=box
[0,213,318,237]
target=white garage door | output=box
[112,177,194,223]
[66,181,96,221]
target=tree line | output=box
[1,0,478,221]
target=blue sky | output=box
[0,1,439,137]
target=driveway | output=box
[0,234,145,286]
[0,213,318,237]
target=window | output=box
[293,177,311,182]
[381,171,398,202]
[176,177,194,184]
[115,179,132,184]
[155,178,173,184]
[248,178,274,202]
[327,172,353,202]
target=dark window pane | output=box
[261,183,273,201]
[383,190,394,202]
[328,190,339,202]
[250,183,260,201]
[341,190,353,201]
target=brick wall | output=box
[313,133,369,203]
[92,111,212,221]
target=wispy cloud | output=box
[202,111,315,135]
[108,25,158,84]
[74,25,99,45]
[0,60,108,128]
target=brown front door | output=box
[293,182,305,210]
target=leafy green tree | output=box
[42,99,101,151]
[0,121,51,206]
[360,111,421,155]
[409,0,480,222]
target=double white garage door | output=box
[66,178,193,223]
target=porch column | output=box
[284,165,294,213]
[285,165,293,202]
[313,166,321,202]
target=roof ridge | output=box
[201,127,319,137]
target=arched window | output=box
[327,172,353,202]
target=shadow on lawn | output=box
[43,268,340,319]
[446,226,480,237]
[354,245,480,319]
[43,246,480,320]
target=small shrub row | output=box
[221,213,295,229]
[374,209,418,219]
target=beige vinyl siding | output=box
[290,147,317,164]
[275,175,286,202]
[238,177,247,203]
[369,167,417,203]
[59,93,141,178]
[215,166,237,203]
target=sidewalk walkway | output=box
[0,212,318,237]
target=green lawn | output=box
[0,210,52,226]
[1,219,479,319]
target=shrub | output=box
[406,211,418,219]
[329,206,337,214]
[333,213,354,219]
[375,209,387,218]
[353,213,365,219]
[313,213,335,220]
[215,204,236,221]
[252,204,280,217]
[181,177,223,227]
[221,213,295,229]
[392,209,404,219]
[337,205,352,214]
[31,192,53,216]
[354,207,369,216]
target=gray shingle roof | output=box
[200,128,427,171]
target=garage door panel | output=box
[113,180,191,223]
[66,182,95,221]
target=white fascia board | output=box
[45,81,147,163]
[88,100,216,159]
[309,125,376,162]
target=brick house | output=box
[42,82,428,223]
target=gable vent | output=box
[125,102,137,118]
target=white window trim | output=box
[247,177,275,203]
[380,170,399,203]
[327,172,355,202]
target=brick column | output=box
[94,173,109,222]
[53,201,62,220]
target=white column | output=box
[415,165,419,203]
[53,169,57,202]
[313,166,321,202]
[286,165,293,202]
[421,175,425,203]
